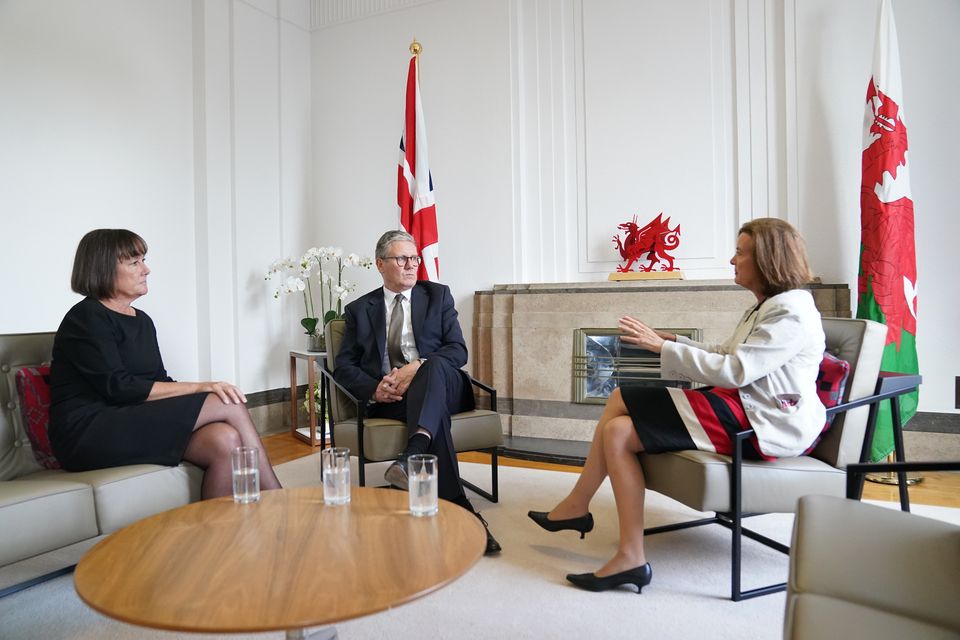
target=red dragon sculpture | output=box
[612,213,681,273]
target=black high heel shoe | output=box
[527,510,594,539]
[566,563,652,593]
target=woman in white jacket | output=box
[529,218,825,593]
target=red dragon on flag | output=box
[859,83,917,349]
[856,0,919,461]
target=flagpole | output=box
[399,36,439,281]
[409,38,422,75]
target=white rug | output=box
[2,457,957,640]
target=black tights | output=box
[181,394,282,499]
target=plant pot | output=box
[307,332,326,352]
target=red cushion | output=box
[803,352,851,454]
[15,365,61,469]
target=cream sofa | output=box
[0,332,202,596]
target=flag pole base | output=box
[865,471,922,486]
[865,453,923,486]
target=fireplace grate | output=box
[572,327,702,404]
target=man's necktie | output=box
[387,294,406,369]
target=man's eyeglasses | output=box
[386,255,423,267]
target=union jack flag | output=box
[397,55,439,281]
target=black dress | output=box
[49,297,206,471]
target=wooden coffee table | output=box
[75,486,485,638]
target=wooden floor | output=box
[262,432,960,508]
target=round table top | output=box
[74,486,486,633]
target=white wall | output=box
[0,0,313,393]
[0,0,199,368]
[1,0,956,414]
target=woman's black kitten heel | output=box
[527,510,594,539]
[566,563,653,593]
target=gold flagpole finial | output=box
[409,38,422,56]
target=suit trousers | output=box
[368,359,468,501]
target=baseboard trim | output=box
[906,412,960,434]
[247,386,306,409]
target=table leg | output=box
[286,626,337,639]
[307,356,318,445]
[289,355,298,439]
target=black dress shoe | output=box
[475,512,501,555]
[384,455,409,491]
[566,563,652,593]
[527,510,594,539]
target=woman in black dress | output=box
[49,229,282,499]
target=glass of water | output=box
[321,447,351,505]
[407,454,438,517]
[231,447,260,504]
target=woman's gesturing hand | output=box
[618,316,668,353]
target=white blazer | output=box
[659,289,826,458]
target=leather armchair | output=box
[638,317,922,600]
[320,319,503,502]
[787,462,960,640]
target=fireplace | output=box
[572,327,702,404]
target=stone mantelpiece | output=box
[473,280,851,443]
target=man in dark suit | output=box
[335,230,501,554]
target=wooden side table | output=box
[289,349,327,446]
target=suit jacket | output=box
[334,281,473,407]
[659,289,826,458]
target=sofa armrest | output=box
[789,495,960,637]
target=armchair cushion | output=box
[642,448,844,514]
[14,366,60,470]
[802,352,850,454]
[816,351,850,415]
[332,410,503,463]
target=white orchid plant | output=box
[265,247,372,336]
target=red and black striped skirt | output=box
[620,385,775,461]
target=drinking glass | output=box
[407,454,438,517]
[231,447,260,504]
[321,447,351,505]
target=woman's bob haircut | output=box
[738,218,813,297]
[70,229,148,299]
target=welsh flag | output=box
[397,55,440,281]
[856,0,919,462]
